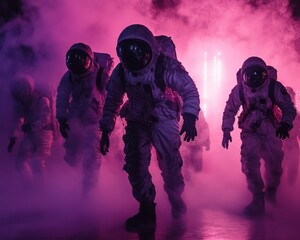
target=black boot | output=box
[265,187,277,205]
[170,197,187,219]
[244,192,265,217]
[125,202,156,231]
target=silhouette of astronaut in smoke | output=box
[56,42,113,196]
[181,111,210,177]
[222,57,296,217]
[7,74,54,191]
[282,86,300,185]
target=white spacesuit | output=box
[222,56,296,216]
[283,86,300,185]
[99,24,200,229]
[56,42,112,195]
[8,74,54,190]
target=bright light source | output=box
[203,52,208,100]
[201,51,222,118]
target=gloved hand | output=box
[222,130,232,149]
[205,144,210,151]
[276,122,290,140]
[58,118,69,139]
[204,140,210,151]
[100,130,110,155]
[7,137,16,152]
[21,123,32,133]
[180,113,197,142]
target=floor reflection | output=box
[1,199,300,240]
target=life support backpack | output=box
[155,35,177,60]
[119,35,182,114]
[93,52,114,92]
[152,35,179,94]
[237,66,281,127]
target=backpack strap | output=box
[154,54,166,92]
[239,83,245,105]
[118,63,126,90]
[68,71,73,84]
[96,67,105,91]
[268,78,276,104]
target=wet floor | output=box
[1,159,300,240]
[1,195,300,240]
[1,138,300,240]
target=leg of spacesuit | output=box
[262,133,283,205]
[152,119,186,219]
[15,136,34,190]
[240,132,265,216]
[190,146,203,172]
[31,130,54,191]
[63,119,82,167]
[284,144,299,185]
[287,152,299,185]
[81,124,101,196]
[181,150,192,182]
[123,122,156,230]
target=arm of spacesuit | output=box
[273,82,297,140]
[56,72,72,120]
[164,63,200,118]
[99,66,125,155]
[163,61,200,141]
[221,85,241,131]
[221,85,242,148]
[99,65,126,133]
[9,102,24,138]
[7,103,24,152]
[273,82,297,129]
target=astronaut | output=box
[7,74,54,190]
[56,42,112,196]
[221,56,296,217]
[283,86,300,185]
[99,24,200,229]
[181,111,210,174]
